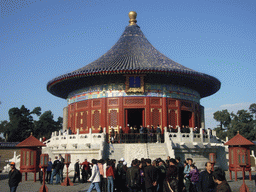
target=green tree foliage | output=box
[34,111,63,139]
[5,105,41,142]
[213,104,256,141]
[213,109,231,129]
[228,110,256,141]
[0,105,62,142]
[249,103,256,118]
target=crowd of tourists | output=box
[7,154,231,192]
[70,156,231,192]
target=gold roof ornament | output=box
[128,11,137,25]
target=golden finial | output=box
[31,132,33,135]
[128,11,137,25]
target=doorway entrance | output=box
[125,109,144,129]
[181,110,192,127]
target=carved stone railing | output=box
[43,128,106,154]
[165,126,217,144]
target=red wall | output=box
[68,97,201,134]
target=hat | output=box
[120,158,125,161]
[123,161,127,165]
[10,162,15,165]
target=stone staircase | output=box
[147,143,168,160]
[108,143,169,166]
[108,143,126,162]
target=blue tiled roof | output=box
[72,25,195,73]
[47,24,221,99]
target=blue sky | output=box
[1,0,255,129]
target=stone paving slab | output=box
[0,171,255,192]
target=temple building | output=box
[47,11,221,135]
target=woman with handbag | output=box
[164,161,178,192]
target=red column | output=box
[119,97,124,129]
[162,97,167,130]
[101,97,106,128]
[177,100,181,127]
[192,111,195,128]
[125,109,128,127]
[145,97,150,127]
[88,100,92,129]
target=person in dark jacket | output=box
[120,161,128,192]
[49,156,61,184]
[58,154,65,183]
[144,159,158,192]
[46,158,52,183]
[197,162,216,192]
[116,158,124,191]
[164,164,178,192]
[73,159,81,183]
[212,168,231,192]
[8,162,22,192]
[157,159,166,192]
[126,160,141,192]
[175,157,184,192]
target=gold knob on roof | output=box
[129,11,137,25]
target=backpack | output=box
[128,167,139,188]
[117,163,123,176]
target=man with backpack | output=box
[116,158,125,191]
[58,154,65,183]
[127,160,141,192]
[49,156,61,184]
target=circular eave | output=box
[47,17,221,99]
[47,69,221,99]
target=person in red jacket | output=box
[80,159,91,183]
[106,160,115,192]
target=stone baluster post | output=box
[200,127,204,143]
[207,129,211,143]
[190,128,194,143]
[89,128,92,142]
[177,126,182,143]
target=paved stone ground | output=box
[0,171,255,192]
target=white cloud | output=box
[219,102,251,112]
[204,107,214,111]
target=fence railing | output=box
[108,133,164,143]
